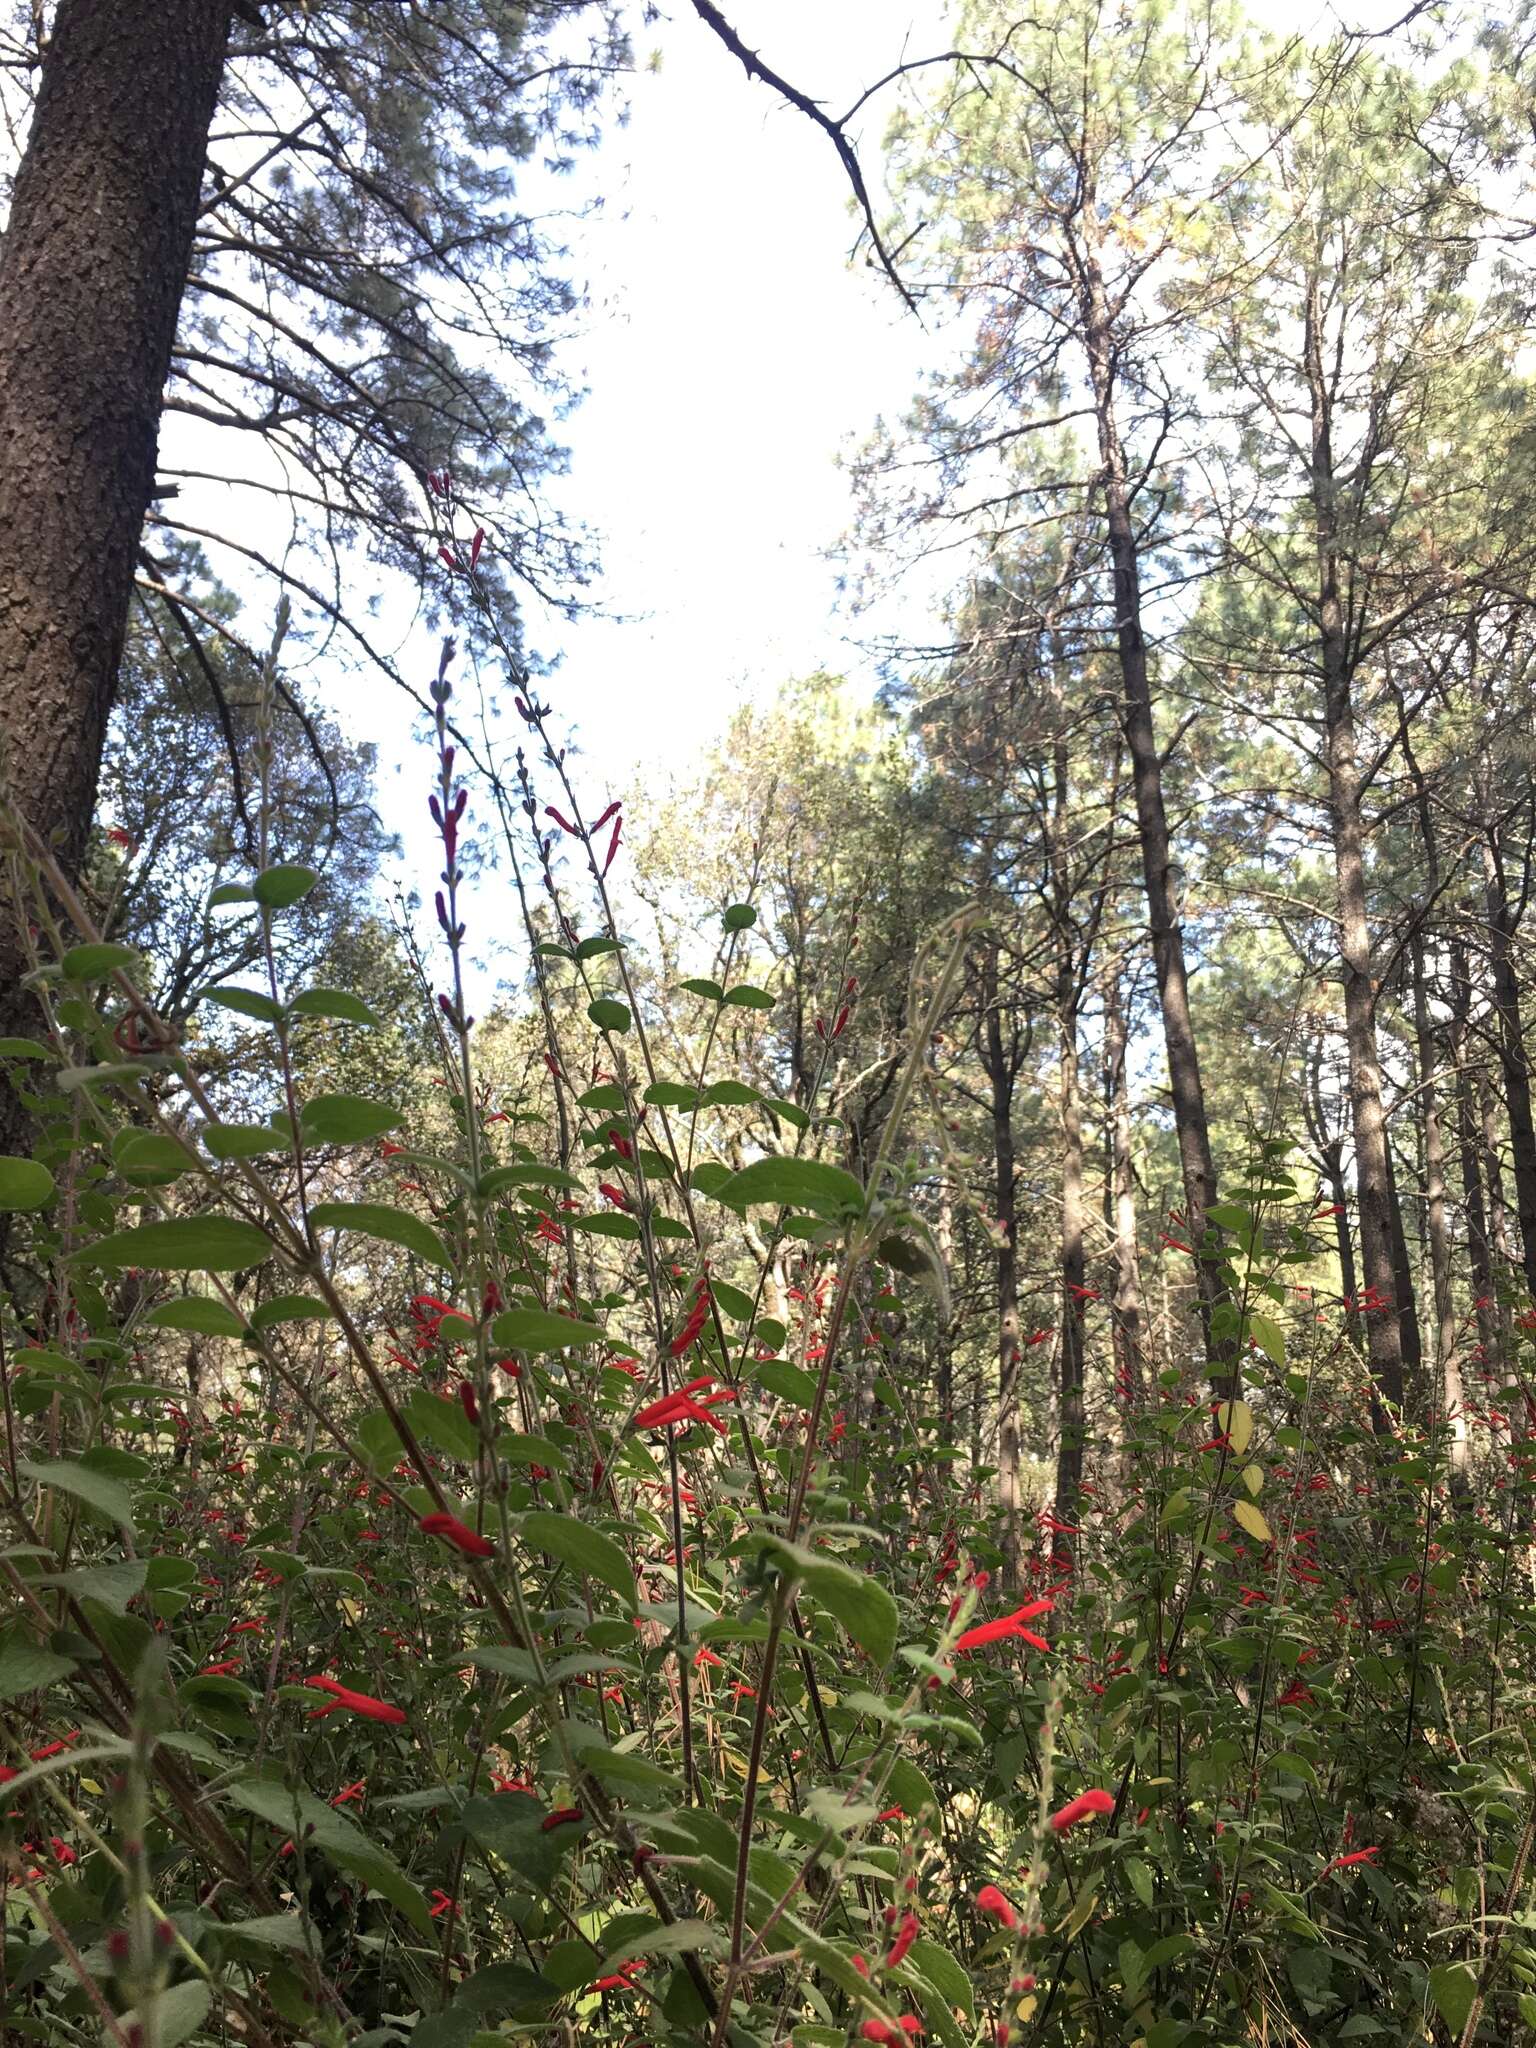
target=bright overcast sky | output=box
[523,1,952,797]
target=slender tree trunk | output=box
[1450,938,1499,1376]
[1103,965,1145,1411]
[1056,969,1086,1542]
[980,946,1023,1587]
[1076,222,1234,1390]
[935,1183,956,1437]
[1479,808,1536,1302]
[1410,937,1465,1480]
[1303,273,1411,1420]
[0,0,232,1138]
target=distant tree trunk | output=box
[0,0,232,1143]
[1303,273,1411,1421]
[1103,966,1145,1410]
[1076,215,1234,1390]
[1450,937,1498,1375]
[1055,973,1086,1542]
[1410,936,1465,1479]
[1479,803,1536,1303]
[1303,1042,1361,1345]
[935,1183,956,1434]
[1384,1135,1424,1392]
[980,945,1023,1586]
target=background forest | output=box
[4,1,1536,2045]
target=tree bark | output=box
[1450,937,1499,1377]
[1478,805,1536,1303]
[1055,944,1086,1544]
[0,0,232,1114]
[1103,965,1145,1411]
[1076,220,1234,1388]
[1302,273,1411,1419]
[1410,938,1465,1480]
[979,944,1023,1587]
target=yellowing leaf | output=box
[1061,1890,1098,1941]
[1216,1399,1254,1454]
[1233,1500,1272,1543]
[1241,1463,1263,1498]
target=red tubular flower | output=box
[694,1647,723,1669]
[974,1883,1018,1930]
[541,1805,584,1832]
[1050,1788,1115,1832]
[603,814,622,875]
[669,1283,712,1357]
[419,1511,495,1560]
[591,799,622,832]
[469,527,485,569]
[599,1182,631,1209]
[885,1908,919,1968]
[954,1599,1054,1654]
[1323,1846,1379,1875]
[199,1659,241,1677]
[304,1677,407,1726]
[459,1380,480,1426]
[429,1887,457,1918]
[544,805,580,837]
[594,1960,647,1994]
[330,1780,366,1806]
[438,545,460,572]
[877,1805,904,1824]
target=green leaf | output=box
[723,983,775,1010]
[216,1913,310,1956]
[18,1456,135,1530]
[698,1079,762,1107]
[33,1560,147,1615]
[643,1081,700,1110]
[227,1777,430,1932]
[84,1214,271,1271]
[1428,1962,1475,2035]
[575,935,623,961]
[1247,1313,1285,1368]
[288,987,380,1025]
[521,1512,636,1612]
[757,1536,897,1666]
[714,1156,865,1221]
[756,1358,818,1406]
[722,903,757,931]
[299,1093,402,1145]
[249,1294,333,1331]
[0,1037,50,1059]
[119,1980,211,2048]
[0,1156,54,1212]
[0,1624,78,1701]
[764,1097,810,1130]
[202,1121,285,1161]
[492,1307,627,1353]
[679,977,724,1002]
[208,881,255,908]
[142,1297,246,1337]
[478,1163,585,1197]
[202,985,283,1023]
[309,1200,449,1268]
[909,1938,973,2019]
[113,1129,197,1183]
[587,997,631,1033]
[60,942,139,981]
[577,1082,627,1112]
[252,863,318,908]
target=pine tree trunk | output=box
[1076,226,1233,1388]
[1479,809,1536,1303]
[0,0,232,1133]
[1411,936,1465,1478]
[1103,966,1145,1409]
[981,946,1023,1586]
[1450,938,1499,1375]
[1056,976,1086,1540]
[1303,274,1411,1420]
